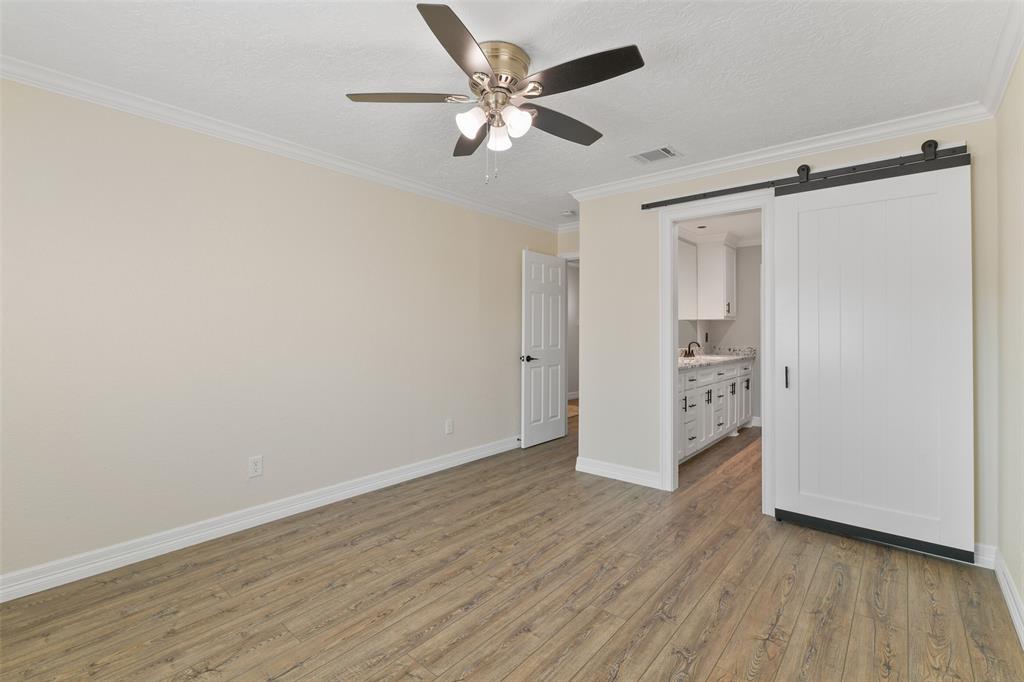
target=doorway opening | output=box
[657,191,774,508]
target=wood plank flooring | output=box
[2,417,1022,681]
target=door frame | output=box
[657,190,775,514]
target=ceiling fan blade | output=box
[521,45,644,98]
[417,4,494,82]
[521,104,602,145]
[347,93,470,103]
[453,132,486,156]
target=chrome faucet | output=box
[683,341,701,358]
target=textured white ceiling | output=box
[1,1,1013,227]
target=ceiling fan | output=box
[347,4,644,156]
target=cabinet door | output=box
[741,376,753,422]
[700,388,714,448]
[725,245,737,318]
[678,240,698,320]
[727,380,739,429]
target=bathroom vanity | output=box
[676,355,755,462]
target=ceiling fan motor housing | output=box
[473,41,531,94]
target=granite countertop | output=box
[678,353,756,370]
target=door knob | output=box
[521,355,538,362]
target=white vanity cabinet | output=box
[677,357,754,463]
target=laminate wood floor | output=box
[2,417,1022,681]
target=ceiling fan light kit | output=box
[346,4,645,161]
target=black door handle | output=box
[521,355,538,362]
[785,366,789,388]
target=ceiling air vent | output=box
[631,146,680,164]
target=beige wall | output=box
[997,52,1024,597]
[557,229,579,256]
[0,81,555,573]
[579,118,1001,545]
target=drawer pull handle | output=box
[717,422,724,427]
[688,436,697,441]
[688,378,696,382]
[717,371,725,376]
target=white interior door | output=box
[521,250,567,448]
[774,164,974,557]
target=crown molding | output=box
[570,101,991,202]
[982,0,1024,114]
[0,57,558,233]
[557,221,580,234]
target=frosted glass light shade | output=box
[487,124,512,151]
[455,107,487,139]
[501,105,532,138]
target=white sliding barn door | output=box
[774,165,974,558]
[521,250,567,448]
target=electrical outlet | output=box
[248,455,263,478]
[443,418,454,435]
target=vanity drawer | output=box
[713,409,727,437]
[696,368,719,386]
[683,389,701,423]
[712,365,738,380]
[681,370,700,388]
[684,420,702,454]
[712,384,728,410]
[738,361,753,375]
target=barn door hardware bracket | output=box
[641,139,969,209]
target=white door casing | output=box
[521,250,568,448]
[774,165,974,554]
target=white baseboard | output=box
[0,435,518,603]
[567,391,579,400]
[995,548,1024,651]
[975,543,997,569]
[575,457,661,489]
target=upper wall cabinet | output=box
[677,240,698,320]
[678,234,737,321]
[696,237,737,320]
